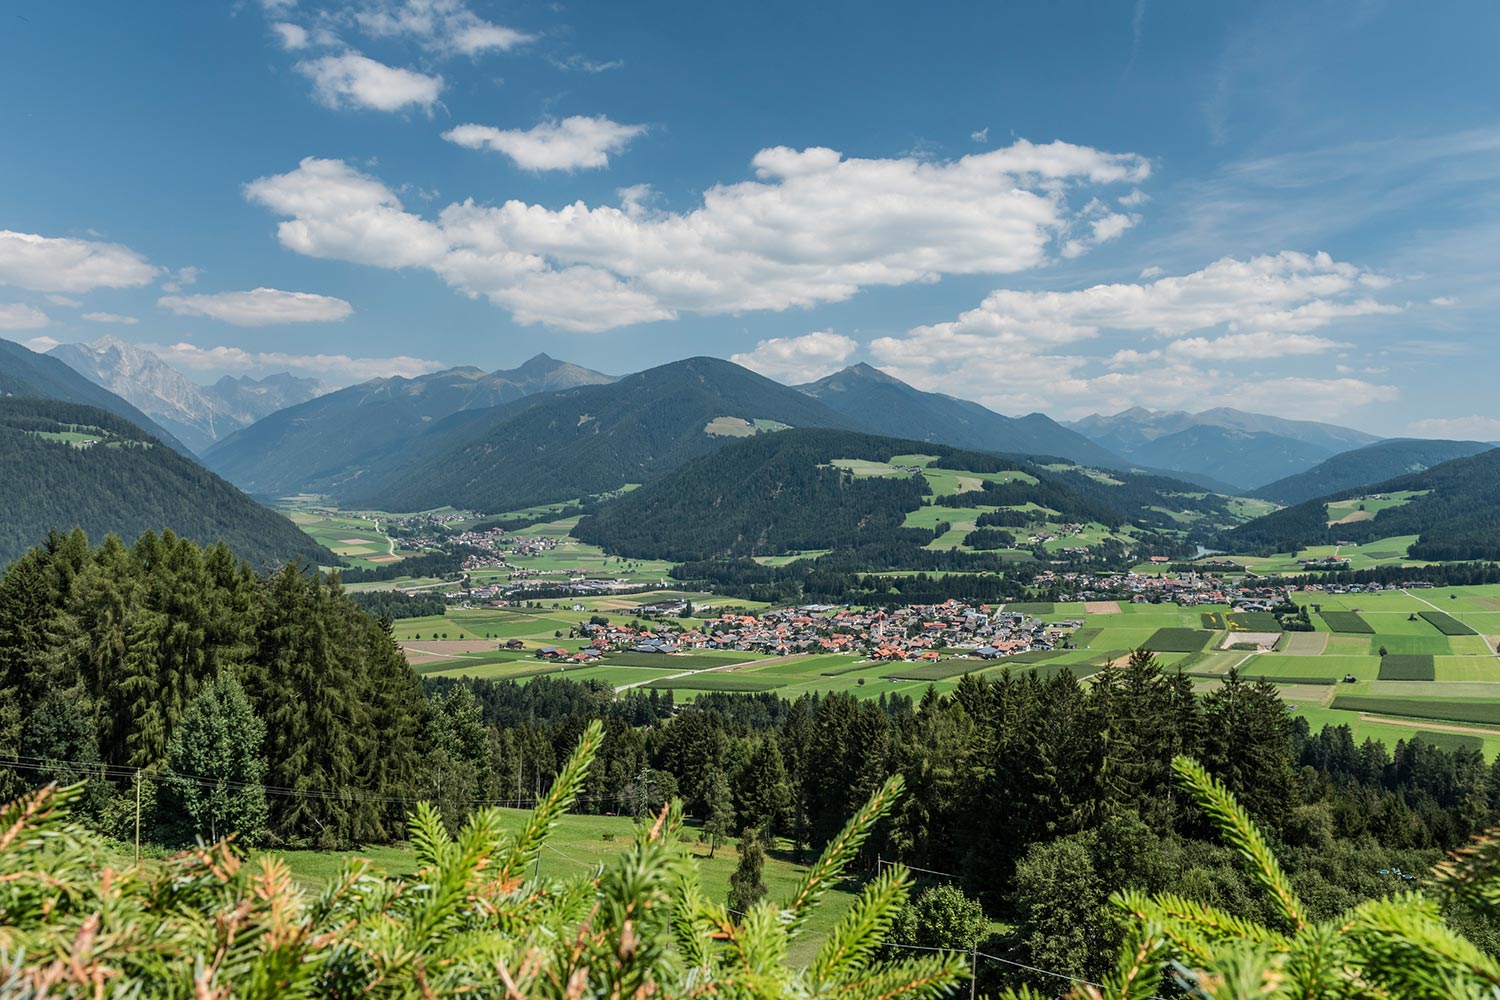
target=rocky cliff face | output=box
[48,336,329,453]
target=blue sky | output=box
[1,0,1497,437]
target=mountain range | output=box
[1224,446,1500,561]
[1251,438,1496,505]
[47,336,331,453]
[0,337,189,452]
[204,354,616,498]
[1065,406,1382,491]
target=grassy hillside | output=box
[0,397,332,567]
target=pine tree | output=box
[157,674,269,845]
[728,829,769,911]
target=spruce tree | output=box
[727,829,769,911]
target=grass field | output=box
[269,809,861,967]
[1329,696,1500,727]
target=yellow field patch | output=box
[1328,510,1374,525]
[366,555,401,563]
[338,537,373,545]
[1084,601,1121,614]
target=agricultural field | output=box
[1325,490,1428,525]
[1169,534,1426,575]
[286,507,410,569]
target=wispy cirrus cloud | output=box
[158,287,354,326]
[443,115,647,171]
[81,311,139,325]
[245,139,1151,332]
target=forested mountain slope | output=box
[1223,446,1500,560]
[0,337,189,452]
[205,355,612,497]
[1252,437,1495,504]
[574,427,1241,561]
[0,397,331,567]
[347,357,859,513]
[795,363,1125,468]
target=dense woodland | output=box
[1226,448,1500,560]
[0,398,332,568]
[6,529,1500,988]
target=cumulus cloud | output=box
[443,116,647,172]
[23,335,60,352]
[157,287,354,326]
[297,52,443,112]
[0,230,159,292]
[1408,416,1500,441]
[245,139,1151,331]
[729,331,858,383]
[81,312,139,324]
[0,303,49,329]
[138,341,445,383]
[867,252,1402,421]
[272,21,310,49]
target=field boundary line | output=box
[1403,589,1499,660]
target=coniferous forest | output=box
[8,530,1500,994]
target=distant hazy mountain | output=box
[48,336,330,453]
[795,363,1127,468]
[1251,438,1496,505]
[1223,446,1500,561]
[344,356,858,513]
[0,396,331,567]
[0,337,189,452]
[204,373,333,428]
[1066,406,1382,490]
[205,354,615,498]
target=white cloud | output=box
[245,139,1151,331]
[81,312,139,325]
[876,251,1395,351]
[45,294,81,307]
[272,21,310,49]
[1165,331,1346,360]
[160,265,202,294]
[1119,188,1150,207]
[0,303,49,329]
[443,115,647,172]
[970,127,989,143]
[0,230,158,292]
[157,287,354,326]
[867,252,1401,421]
[729,331,858,384]
[353,0,532,55]
[297,52,443,112]
[139,341,445,383]
[23,335,60,352]
[1430,295,1457,306]
[1408,416,1500,441]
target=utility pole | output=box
[134,770,142,863]
[969,944,978,1000]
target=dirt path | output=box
[1403,589,1500,660]
[1358,714,1500,738]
